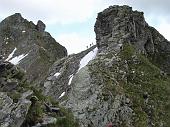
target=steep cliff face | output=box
[0,13,67,85]
[94,5,170,74]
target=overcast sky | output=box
[0,0,170,54]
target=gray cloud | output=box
[1,0,169,24]
[0,0,105,24]
[109,0,170,22]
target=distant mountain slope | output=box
[0,13,67,85]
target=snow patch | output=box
[6,42,8,44]
[78,47,98,71]
[59,92,65,99]
[9,53,28,65]
[54,72,60,77]
[5,48,17,61]
[68,74,74,85]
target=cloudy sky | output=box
[0,0,170,54]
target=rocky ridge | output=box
[51,5,170,127]
[0,5,170,127]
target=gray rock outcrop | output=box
[94,5,170,73]
[0,92,32,127]
[0,61,32,127]
[0,60,78,127]
[36,20,46,32]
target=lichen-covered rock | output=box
[0,92,32,127]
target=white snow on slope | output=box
[59,92,65,99]
[9,53,28,65]
[68,74,74,85]
[5,48,17,61]
[66,48,98,86]
[54,72,60,77]
[78,47,98,71]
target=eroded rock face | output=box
[0,13,67,85]
[62,50,134,127]
[94,5,170,73]
[95,5,147,52]
[65,66,133,127]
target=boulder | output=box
[36,20,46,32]
[0,92,32,127]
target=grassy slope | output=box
[88,43,170,126]
[119,44,170,127]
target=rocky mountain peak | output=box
[1,13,23,24]
[95,5,147,51]
[95,5,170,73]
[0,13,67,85]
